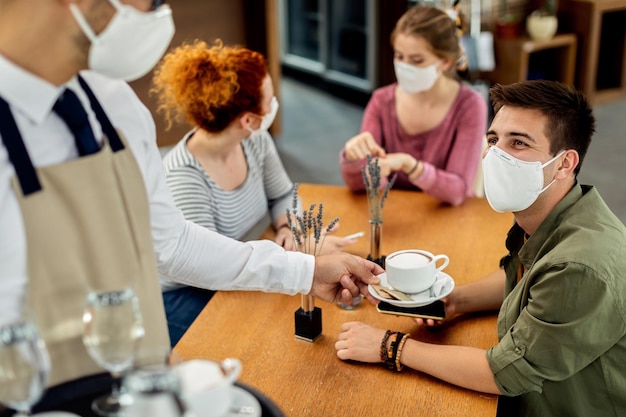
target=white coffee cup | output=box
[385,249,449,293]
[175,358,242,417]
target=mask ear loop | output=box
[68,4,99,43]
[241,113,256,132]
[538,150,567,193]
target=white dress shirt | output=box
[0,55,314,324]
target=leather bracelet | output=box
[389,332,404,371]
[406,159,419,176]
[384,333,399,370]
[380,330,393,363]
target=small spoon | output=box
[371,284,413,302]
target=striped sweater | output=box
[162,129,294,241]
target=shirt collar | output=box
[0,53,65,124]
[518,182,584,263]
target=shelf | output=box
[560,0,626,104]
[487,34,577,86]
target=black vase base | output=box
[294,307,322,342]
[367,254,386,269]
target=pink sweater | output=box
[340,83,487,206]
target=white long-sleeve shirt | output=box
[0,55,314,325]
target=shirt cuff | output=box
[411,161,436,190]
[486,328,543,396]
[285,251,316,294]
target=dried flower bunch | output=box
[285,183,339,256]
[361,155,397,224]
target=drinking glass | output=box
[122,365,187,417]
[0,320,51,416]
[82,288,145,416]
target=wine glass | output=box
[0,320,51,416]
[82,288,145,416]
[122,365,187,417]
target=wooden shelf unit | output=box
[487,34,578,86]
[560,0,626,104]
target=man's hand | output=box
[335,321,385,363]
[309,253,383,305]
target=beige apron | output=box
[0,78,169,387]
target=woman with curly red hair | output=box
[152,40,355,344]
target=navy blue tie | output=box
[53,88,100,156]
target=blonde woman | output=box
[340,5,487,206]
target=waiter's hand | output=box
[309,253,383,305]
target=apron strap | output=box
[77,76,125,153]
[0,96,42,195]
[0,78,125,196]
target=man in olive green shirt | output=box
[487,182,625,416]
[335,80,626,416]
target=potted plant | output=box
[496,0,523,38]
[526,0,559,41]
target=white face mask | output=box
[247,96,279,136]
[69,0,175,81]
[393,60,440,94]
[482,146,565,213]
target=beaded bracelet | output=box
[394,333,410,372]
[379,330,393,363]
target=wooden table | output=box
[174,184,514,417]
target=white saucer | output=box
[34,413,81,417]
[368,271,455,307]
[224,386,262,417]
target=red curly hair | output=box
[151,39,267,133]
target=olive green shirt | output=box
[486,184,626,417]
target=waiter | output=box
[0,0,382,412]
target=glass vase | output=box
[367,221,385,268]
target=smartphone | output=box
[377,300,445,320]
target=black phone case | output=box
[377,300,446,320]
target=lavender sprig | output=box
[381,172,398,208]
[361,156,395,223]
[286,186,338,256]
[319,216,339,252]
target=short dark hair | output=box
[490,80,595,175]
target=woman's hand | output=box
[318,235,358,255]
[277,221,357,255]
[335,321,386,363]
[376,153,419,178]
[274,225,296,251]
[344,132,386,161]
